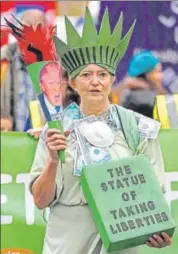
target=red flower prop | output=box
[2,14,58,64]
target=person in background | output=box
[153,93,178,129]
[1,109,13,131]
[118,50,167,118]
[1,9,46,131]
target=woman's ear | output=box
[111,75,116,85]
[69,79,77,91]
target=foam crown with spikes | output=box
[53,7,136,79]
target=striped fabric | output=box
[153,94,178,129]
[61,45,120,77]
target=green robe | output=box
[29,107,165,254]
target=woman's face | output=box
[146,63,163,89]
[70,64,115,104]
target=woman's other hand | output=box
[146,232,172,248]
[27,128,43,139]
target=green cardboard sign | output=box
[81,154,176,252]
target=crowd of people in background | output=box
[1,8,178,132]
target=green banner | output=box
[1,132,45,254]
[140,129,178,254]
[1,131,178,254]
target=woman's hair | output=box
[137,73,154,89]
[62,69,80,106]
[137,73,146,80]
[65,85,80,106]
[62,69,69,81]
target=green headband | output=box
[53,7,136,79]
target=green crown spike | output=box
[53,7,136,79]
[110,12,123,46]
[116,19,136,60]
[97,8,111,45]
[81,7,98,46]
[53,35,69,57]
[65,16,81,48]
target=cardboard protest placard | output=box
[81,154,176,252]
[27,61,65,162]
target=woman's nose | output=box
[91,75,100,85]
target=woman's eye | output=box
[100,72,107,77]
[82,73,90,78]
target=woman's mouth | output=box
[90,89,100,93]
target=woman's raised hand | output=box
[46,129,69,162]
